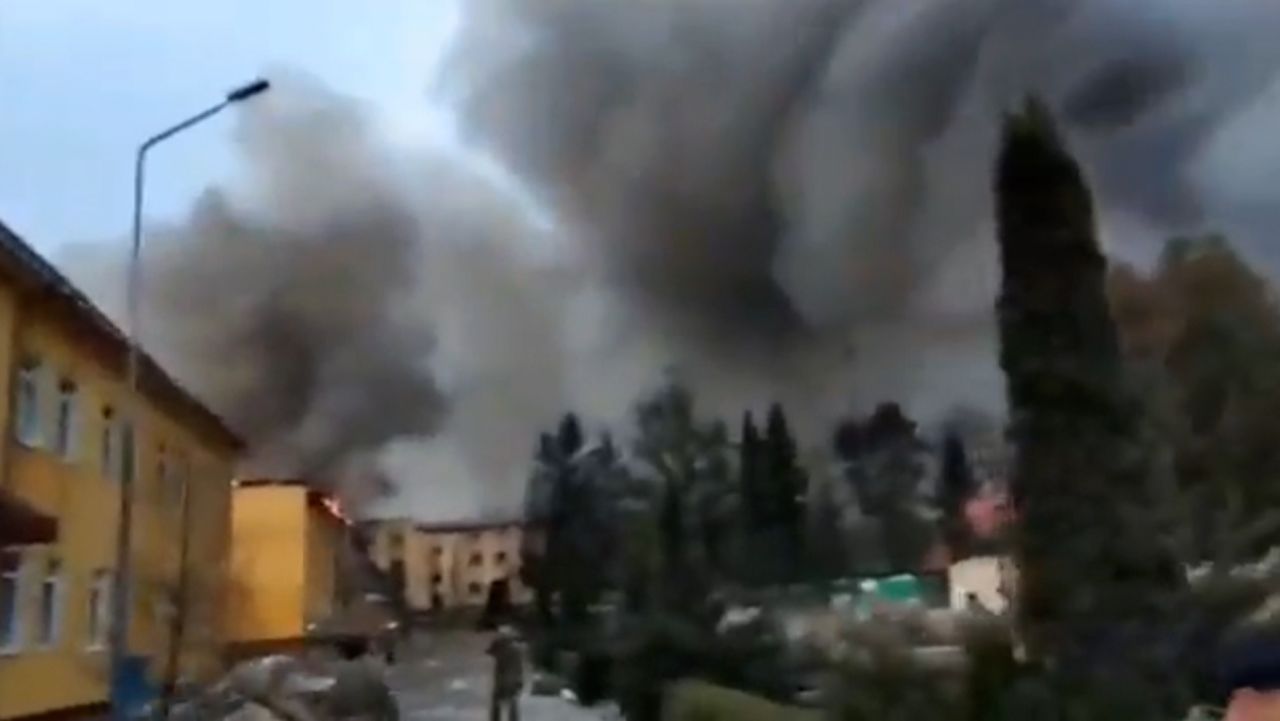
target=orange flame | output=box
[319,495,352,526]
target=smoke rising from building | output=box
[62,0,1280,519]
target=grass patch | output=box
[663,680,822,721]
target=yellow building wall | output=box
[0,292,238,719]
[229,485,345,645]
[303,505,341,626]
[228,487,307,643]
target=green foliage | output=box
[832,403,938,573]
[737,406,809,585]
[938,431,976,559]
[995,98,1187,717]
[521,413,626,627]
[1110,234,1280,560]
[630,382,737,604]
[614,609,794,721]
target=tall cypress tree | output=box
[739,412,763,528]
[764,403,807,582]
[737,412,764,584]
[995,98,1183,717]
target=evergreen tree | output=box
[938,430,976,559]
[764,403,807,582]
[1110,235,1280,561]
[835,402,935,573]
[737,412,766,583]
[630,382,734,606]
[522,432,559,623]
[521,414,601,626]
[739,412,763,527]
[557,412,585,459]
[995,98,1184,717]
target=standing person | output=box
[488,625,525,721]
[329,636,400,721]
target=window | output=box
[14,360,44,447]
[495,552,508,566]
[100,406,117,478]
[156,444,169,501]
[119,421,136,486]
[36,559,63,647]
[433,547,443,558]
[431,573,442,585]
[468,582,482,597]
[53,380,79,460]
[157,446,187,508]
[469,552,482,567]
[86,571,111,649]
[1,550,22,651]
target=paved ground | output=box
[389,631,609,721]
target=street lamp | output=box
[109,77,270,719]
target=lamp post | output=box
[109,78,270,719]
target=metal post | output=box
[108,78,269,719]
[159,474,194,718]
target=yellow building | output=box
[367,519,529,613]
[227,480,353,655]
[0,221,243,719]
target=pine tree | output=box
[522,432,558,623]
[557,412,585,459]
[764,403,807,582]
[938,430,975,559]
[834,403,934,573]
[737,412,766,584]
[995,98,1184,717]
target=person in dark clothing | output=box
[487,626,524,721]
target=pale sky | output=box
[0,0,461,255]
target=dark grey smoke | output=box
[453,0,866,343]
[437,0,1280,416]
[62,0,1280,518]
[64,80,447,498]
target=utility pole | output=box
[109,78,270,720]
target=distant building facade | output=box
[367,519,529,613]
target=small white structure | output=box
[948,555,1014,614]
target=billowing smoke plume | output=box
[63,0,1280,519]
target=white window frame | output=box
[53,379,79,461]
[0,549,24,654]
[119,420,136,486]
[36,558,63,648]
[156,443,169,503]
[14,360,44,448]
[101,406,118,481]
[162,448,189,509]
[86,570,111,650]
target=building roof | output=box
[414,518,525,534]
[234,477,308,488]
[234,478,352,526]
[0,220,242,450]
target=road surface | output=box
[388,630,609,721]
